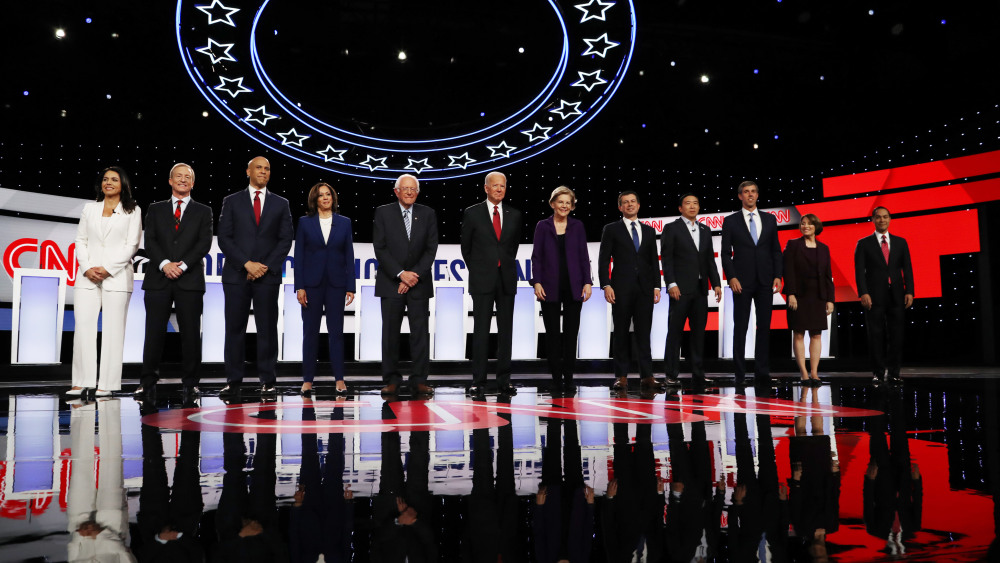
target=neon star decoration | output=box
[582,33,619,58]
[195,38,236,64]
[214,76,252,98]
[176,0,636,180]
[195,0,240,27]
[277,127,310,147]
[574,0,615,23]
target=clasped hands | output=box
[83,266,110,284]
[244,260,268,281]
[397,270,420,294]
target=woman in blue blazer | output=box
[530,186,593,392]
[295,183,356,395]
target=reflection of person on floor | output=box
[215,412,288,562]
[666,419,724,562]
[729,413,789,562]
[864,390,922,556]
[136,421,204,561]
[463,400,523,562]
[67,399,137,562]
[788,386,840,561]
[369,402,436,561]
[602,423,665,561]
[533,418,594,562]
[289,399,354,562]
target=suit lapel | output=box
[621,221,638,254]
[101,202,121,240]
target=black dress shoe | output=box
[467,385,486,398]
[887,374,903,385]
[219,384,239,397]
[871,375,883,386]
[665,377,681,387]
[133,385,148,398]
[260,385,277,396]
[498,384,518,396]
[183,385,201,397]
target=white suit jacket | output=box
[74,201,142,292]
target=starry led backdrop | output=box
[1,0,999,367]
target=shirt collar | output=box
[172,195,191,206]
[682,217,698,227]
[248,186,267,196]
[876,231,890,242]
[744,207,758,217]
[622,217,640,227]
[399,201,412,214]
[486,199,502,211]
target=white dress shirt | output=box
[742,207,762,239]
[486,199,503,229]
[621,217,643,246]
[160,195,192,272]
[248,185,267,212]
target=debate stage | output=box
[0,370,995,562]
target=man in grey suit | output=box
[460,171,522,397]
[373,174,439,396]
[660,193,722,390]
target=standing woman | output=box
[69,166,142,397]
[783,214,835,385]
[530,186,593,392]
[295,183,356,395]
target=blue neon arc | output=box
[176,0,637,180]
[248,0,570,150]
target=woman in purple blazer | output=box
[530,186,593,392]
[295,183,356,396]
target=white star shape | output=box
[486,141,517,158]
[360,154,388,171]
[574,0,615,23]
[196,0,240,27]
[277,128,310,147]
[243,105,277,126]
[317,145,346,162]
[521,123,552,143]
[550,100,583,120]
[214,76,251,98]
[571,70,608,92]
[582,33,620,58]
[195,39,236,64]
[405,158,432,173]
[447,153,477,169]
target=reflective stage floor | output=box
[0,375,996,562]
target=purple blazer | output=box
[529,216,592,302]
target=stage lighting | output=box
[202,111,209,117]
[518,47,524,53]
[700,74,709,83]
[55,28,66,39]
[398,50,407,61]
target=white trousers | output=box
[72,286,131,390]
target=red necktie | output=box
[881,235,890,283]
[493,205,501,266]
[174,200,182,231]
[254,191,262,225]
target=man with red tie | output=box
[460,171,522,398]
[137,163,213,402]
[217,156,294,398]
[854,206,914,385]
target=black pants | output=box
[611,288,654,379]
[664,292,708,382]
[223,281,280,385]
[731,283,773,381]
[541,299,582,381]
[380,294,430,386]
[141,286,204,386]
[470,276,515,386]
[865,299,904,378]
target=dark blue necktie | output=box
[631,221,640,252]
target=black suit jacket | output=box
[141,199,213,292]
[460,201,522,295]
[720,209,783,289]
[217,189,294,285]
[597,220,661,292]
[373,202,439,299]
[783,237,835,302]
[660,218,720,295]
[854,232,914,304]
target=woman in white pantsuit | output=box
[68,166,142,397]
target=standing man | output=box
[598,191,664,393]
[660,193,722,389]
[720,181,783,386]
[373,174,439,396]
[136,163,214,401]
[460,171,522,397]
[217,156,294,397]
[854,206,914,385]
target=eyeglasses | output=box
[397,187,418,193]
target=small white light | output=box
[638,70,644,76]
[753,143,759,149]
[672,142,678,148]
[700,74,709,83]
[105,94,111,100]
[868,9,874,15]
[55,28,66,39]
[398,50,407,61]
[202,111,209,117]
[670,61,676,67]
[111,32,119,38]
[518,47,524,53]
[60,109,67,117]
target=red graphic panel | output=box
[778,210,980,300]
[800,177,1000,223]
[822,149,1000,197]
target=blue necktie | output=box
[631,221,640,252]
[403,209,411,240]
[749,212,759,245]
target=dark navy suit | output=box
[217,188,294,386]
[294,213,356,382]
[720,208,782,383]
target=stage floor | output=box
[0,373,996,562]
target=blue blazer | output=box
[217,189,294,285]
[294,214,357,292]
[529,216,592,302]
